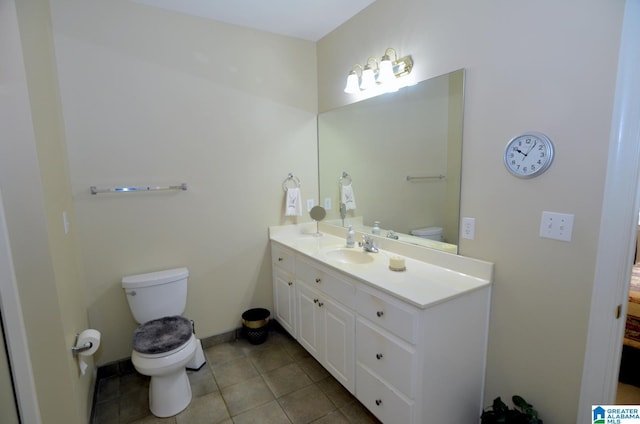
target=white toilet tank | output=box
[410,227,444,241]
[122,267,189,324]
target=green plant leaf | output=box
[493,397,510,414]
[512,395,533,411]
[482,395,542,424]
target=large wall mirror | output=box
[318,69,464,253]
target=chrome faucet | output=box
[359,234,379,253]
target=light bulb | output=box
[377,57,395,84]
[344,71,360,94]
[360,66,376,90]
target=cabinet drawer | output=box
[271,243,295,274]
[355,286,418,344]
[356,364,413,424]
[356,318,415,397]
[297,258,355,307]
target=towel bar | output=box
[90,183,188,195]
[406,175,445,181]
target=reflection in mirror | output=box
[318,69,464,253]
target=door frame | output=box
[0,190,42,424]
[578,0,640,421]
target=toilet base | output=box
[186,339,206,370]
[149,368,192,417]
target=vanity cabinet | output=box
[270,240,491,424]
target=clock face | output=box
[504,132,554,178]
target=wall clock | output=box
[504,132,555,178]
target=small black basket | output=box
[242,308,270,345]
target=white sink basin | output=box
[324,248,375,264]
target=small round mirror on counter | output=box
[310,205,326,221]
[310,205,326,237]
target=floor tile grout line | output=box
[93,332,379,424]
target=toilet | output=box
[410,226,444,241]
[122,267,205,417]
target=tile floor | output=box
[92,330,381,423]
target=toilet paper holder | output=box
[71,333,94,356]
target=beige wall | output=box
[49,0,319,364]
[318,0,624,422]
[1,0,92,422]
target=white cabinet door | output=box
[273,269,296,337]
[297,282,355,393]
[322,298,355,392]
[296,283,322,360]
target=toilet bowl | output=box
[132,323,197,417]
[410,226,444,241]
[122,268,204,417]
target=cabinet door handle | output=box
[315,278,321,283]
[376,353,384,360]
[318,302,324,307]
[288,281,293,286]
[278,257,284,262]
[375,399,383,406]
[376,311,384,317]
[314,298,319,303]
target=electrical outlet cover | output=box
[462,217,475,240]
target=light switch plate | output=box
[540,211,574,242]
[307,199,315,212]
[324,197,332,210]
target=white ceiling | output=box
[130,0,376,41]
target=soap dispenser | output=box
[346,225,355,248]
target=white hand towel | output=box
[341,184,357,211]
[285,187,302,216]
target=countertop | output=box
[269,223,493,309]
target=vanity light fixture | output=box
[343,47,413,94]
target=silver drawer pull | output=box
[376,353,384,360]
[376,311,384,317]
[375,399,383,406]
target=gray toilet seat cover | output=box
[132,315,193,354]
